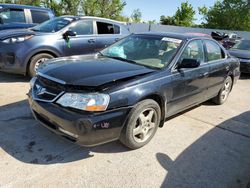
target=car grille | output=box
[32,75,64,102]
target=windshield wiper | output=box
[105,55,137,64]
[31,28,40,32]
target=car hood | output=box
[38,55,156,88]
[229,49,250,59]
[0,29,35,40]
[0,28,55,40]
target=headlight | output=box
[56,93,110,112]
[2,35,33,44]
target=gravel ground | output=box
[0,72,250,188]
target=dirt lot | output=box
[0,72,250,188]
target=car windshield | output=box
[32,17,74,33]
[100,35,182,69]
[231,40,250,51]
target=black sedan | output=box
[229,40,250,74]
[28,33,240,149]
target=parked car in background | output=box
[0,16,130,76]
[229,39,250,74]
[28,33,240,149]
[0,4,54,30]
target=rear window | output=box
[0,8,26,23]
[97,21,120,34]
[31,10,50,24]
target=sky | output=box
[123,0,218,23]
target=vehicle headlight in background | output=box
[56,93,110,112]
[2,35,33,44]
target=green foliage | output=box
[199,0,250,31]
[160,15,175,25]
[174,1,195,26]
[0,0,127,19]
[82,0,126,20]
[160,1,195,27]
[131,8,142,23]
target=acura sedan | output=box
[28,33,240,149]
[0,16,129,77]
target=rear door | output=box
[203,40,229,98]
[94,21,122,51]
[167,39,209,115]
[62,20,97,56]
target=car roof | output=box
[0,4,52,11]
[134,32,212,40]
[58,15,127,25]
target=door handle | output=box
[199,72,209,78]
[88,39,95,43]
[115,38,120,42]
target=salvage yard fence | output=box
[128,23,250,40]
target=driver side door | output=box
[62,20,97,56]
[167,39,210,115]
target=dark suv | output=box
[0,4,54,30]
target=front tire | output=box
[212,76,233,105]
[119,99,161,149]
[28,53,54,77]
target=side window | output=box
[31,10,50,24]
[0,9,25,23]
[205,40,224,61]
[179,40,204,63]
[69,21,93,35]
[97,22,119,34]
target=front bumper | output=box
[28,93,132,147]
[0,42,28,75]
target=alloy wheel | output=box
[132,108,157,143]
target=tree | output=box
[199,0,250,31]
[82,0,126,20]
[160,15,175,25]
[131,8,142,23]
[160,1,196,27]
[174,1,195,27]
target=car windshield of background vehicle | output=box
[32,17,74,33]
[101,35,182,69]
[231,40,250,51]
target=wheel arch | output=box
[25,49,61,75]
[139,93,166,128]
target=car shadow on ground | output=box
[0,72,30,83]
[156,111,250,188]
[240,73,250,80]
[0,100,129,165]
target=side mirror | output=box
[63,30,76,39]
[178,58,200,69]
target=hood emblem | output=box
[35,85,47,96]
[35,84,57,96]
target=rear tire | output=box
[28,53,54,77]
[119,99,161,149]
[212,76,233,105]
